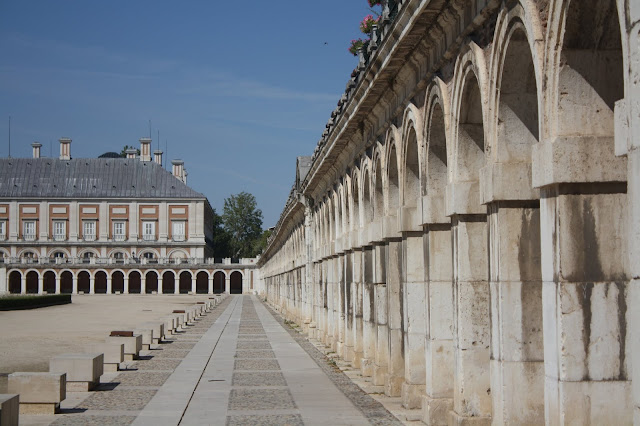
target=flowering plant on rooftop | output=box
[349,38,366,56]
[360,14,380,35]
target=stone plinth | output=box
[88,343,124,373]
[50,353,103,392]
[133,327,154,350]
[8,372,65,415]
[107,334,142,360]
[140,322,164,344]
[0,394,19,425]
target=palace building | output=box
[0,138,258,295]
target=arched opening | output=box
[352,176,360,231]
[112,271,125,294]
[555,0,623,138]
[81,251,96,264]
[374,159,384,218]
[144,271,157,294]
[60,271,73,293]
[426,101,448,197]
[26,271,39,294]
[456,71,484,185]
[230,271,243,294]
[142,251,158,264]
[9,271,22,294]
[78,271,90,294]
[388,145,400,211]
[112,251,126,264]
[94,271,107,294]
[43,271,56,294]
[129,271,142,294]
[363,171,372,224]
[162,271,175,294]
[404,129,420,205]
[179,271,192,294]
[213,271,225,294]
[21,251,38,263]
[196,271,209,294]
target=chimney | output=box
[183,169,188,185]
[59,138,71,160]
[154,149,163,165]
[125,148,137,159]
[172,159,185,183]
[32,142,42,159]
[139,137,151,162]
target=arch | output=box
[545,0,624,140]
[401,104,424,206]
[423,79,451,215]
[179,271,192,294]
[25,270,39,294]
[18,249,38,260]
[451,44,489,213]
[78,248,100,264]
[373,150,385,218]
[169,249,189,264]
[77,271,91,294]
[213,271,226,294]
[144,269,158,294]
[162,271,175,294]
[129,270,142,294]
[351,168,361,231]
[94,270,107,294]
[43,270,56,294]
[112,271,125,294]
[9,270,22,294]
[196,271,209,294]
[230,271,243,294]
[386,136,400,212]
[60,270,73,294]
[47,247,71,259]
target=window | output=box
[113,252,125,264]
[53,221,66,241]
[142,221,156,241]
[23,221,36,241]
[22,251,37,263]
[142,251,157,264]
[82,252,95,264]
[0,221,6,240]
[83,221,96,241]
[113,221,126,241]
[172,221,185,242]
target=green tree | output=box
[222,192,263,258]
[252,228,272,256]
[211,209,232,258]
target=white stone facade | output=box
[259,0,639,424]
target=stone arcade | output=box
[258,0,640,424]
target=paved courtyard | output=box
[12,295,402,425]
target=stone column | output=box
[373,243,388,386]
[339,253,349,359]
[208,276,214,294]
[55,275,61,294]
[123,277,129,294]
[20,275,26,294]
[37,275,43,295]
[225,277,230,294]
[325,258,334,348]
[191,277,196,294]
[540,185,630,424]
[385,238,404,397]
[106,276,112,294]
[421,224,455,425]
[72,275,78,294]
[401,231,426,408]
[352,248,363,368]
[450,215,491,425]
[89,277,95,294]
[361,246,376,376]
[487,201,544,424]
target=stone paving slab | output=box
[226,414,304,426]
[228,388,297,410]
[235,350,276,359]
[234,359,280,371]
[232,372,287,386]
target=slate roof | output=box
[0,157,205,199]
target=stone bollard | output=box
[8,372,65,415]
[50,353,104,392]
[163,317,176,335]
[133,327,154,350]
[140,322,164,344]
[88,343,124,373]
[0,394,19,425]
[108,332,142,360]
[172,311,187,328]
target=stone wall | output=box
[259,0,639,423]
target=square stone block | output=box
[421,395,452,426]
[426,339,454,398]
[50,353,103,391]
[107,335,142,360]
[428,281,454,340]
[133,327,153,349]
[87,342,124,365]
[455,281,490,350]
[8,372,65,405]
[452,346,491,417]
[490,359,544,425]
[140,322,164,343]
[0,394,19,426]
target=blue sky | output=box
[0,1,376,227]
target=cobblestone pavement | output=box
[27,295,401,425]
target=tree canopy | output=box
[221,192,264,258]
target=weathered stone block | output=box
[490,359,544,425]
[107,334,142,361]
[421,394,452,426]
[8,372,65,415]
[133,327,153,350]
[453,346,491,418]
[452,220,488,282]
[0,394,19,426]
[455,281,490,350]
[50,353,103,391]
[425,339,453,397]
[428,281,454,340]
[87,342,123,372]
